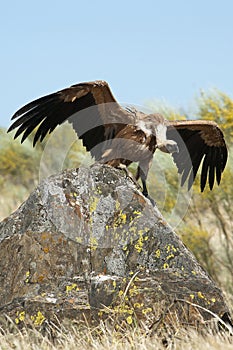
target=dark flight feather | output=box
[8,80,228,194]
[167,121,227,191]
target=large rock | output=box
[0,164,231,331]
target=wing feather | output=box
[167,120,228,191]
[208,148,216,190]
[8,80,133,159]
[10,93,58,120]
[201,152,210,191]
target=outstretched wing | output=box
[8,80,133,159]
[167,120,228,191]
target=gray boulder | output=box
[0,164,231,331]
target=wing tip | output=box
[7,125,14,133]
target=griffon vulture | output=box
[8,80,228,202]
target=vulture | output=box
[8,80,228,203]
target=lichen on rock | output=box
[0,164,232,331]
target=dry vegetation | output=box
[0,318,233,350]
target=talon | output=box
[147,195,156,206]
[149,196,156,206]
[143,190,156,206]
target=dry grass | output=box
[0,318,232,350]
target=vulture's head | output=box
[138,113,179,154]
[154,122,179,154]
[157,139,179,154]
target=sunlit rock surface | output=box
[0,164,231,330]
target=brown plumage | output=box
[8,80,228,202]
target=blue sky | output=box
[1,0,233,127]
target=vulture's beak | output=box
[157,140,179,154]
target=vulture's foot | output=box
[142,191,156,206]
[148,196,156,206]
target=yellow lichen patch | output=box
[190,294,195,300]
[66,283,78,294]
[124,249,129,256]
[15,311,25,324]
[192,270,197,275]
[25,271,30,283]
[166,244,177,253]
[129,285,139,297]
[134,238,143,253]
[155,249,161,258]
[193,291,215,305]
[134,229,149,253]
[95,186,102,195]
[112,280,117,288]
[98,310,103,317]
[111,209,128,229]
[142,307,152,315]
[89,236,98,251]
[76,236,82,243]
[126,315,133,325]
[89,196,99,213]
[133,302,143,309]
[163,263,169,269]
[115,199,121,211]
[119,211,127,224]
[31,311,46,326]
[166,254,175,260]
[114,304,134,316]
[197,291,205,299]
[118,290,124,297]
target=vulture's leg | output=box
[136,160,155,206]
[136,167,149,196]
